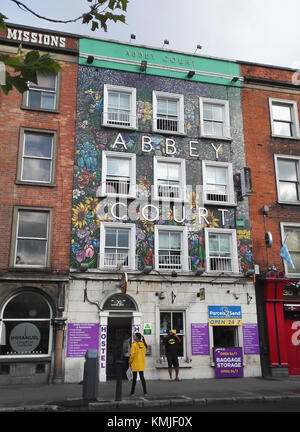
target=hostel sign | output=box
[208,306,242,326]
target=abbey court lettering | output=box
[6,27,66,48]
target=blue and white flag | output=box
[280,235,295,269]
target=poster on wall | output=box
[242,324,260,355]
[66,323,99,358]
[191,323,210,355]
[214,347,243,378]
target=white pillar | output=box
[99,312,109,382]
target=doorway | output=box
[106,316,132,380]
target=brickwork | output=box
[0,58,78,273]
[241,64,300,272]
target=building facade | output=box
[242,63,300,376]
[65,39,260,382]
[0,24,78,384]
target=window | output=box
[154,225,189,271]
[10,208,52,268]
[153,91,184,134]
[153,156,186,201]
[17,129,57,185]
[275,155,300,203]
[23,74,59,111]
[202,161,235,205]
[199,98,231,139]
[281,223,300,275]
[100,152,136,198]
[103,84,136,129]
[99,223,135,270]
[269,98,300,138]
[0,292,52,357]
[159,311,185,358]
[205,228,238,273]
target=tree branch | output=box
[10,0,101,24]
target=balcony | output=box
[105,179,130,195]
[207,256,232,272]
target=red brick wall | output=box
[241,64,300,272]
[0,60,78,273]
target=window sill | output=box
[21,106,59,114]
[152,129,186,137]
[155,362,192,369]
[102,123,137,131]
[277,200,300,206]
[200,135,232,141]
[204,200,236,207]
[271,134,300,140]
[15,180,56,187]
[8,266,51,272]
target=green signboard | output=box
[79,38,241,87]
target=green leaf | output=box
[0,13,7,30]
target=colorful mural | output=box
[71,66,253,272]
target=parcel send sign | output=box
[208,306,242,326]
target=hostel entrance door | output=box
[106,316,132,380]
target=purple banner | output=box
[242,324,260,355]
[214,347,243,378]
[191,323,209,355]
[67,323,99,358]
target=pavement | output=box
[1,375,300,411]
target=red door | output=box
[285,320,300,375]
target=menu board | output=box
[242,324,260,355]
[191,323,210,355]
[66,323,99,358]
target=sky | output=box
[2,0,300,69]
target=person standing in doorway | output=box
[162,329,181,381]
[129,332,147,396]
[122,332,131,377]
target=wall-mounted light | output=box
[187,70,195,78]
[130,34,136,42]
[162,39,169,48]
[233,293,239,300]
[155,292,165,300]
[140,60,147,72]
[87,55,94,64]
[247,293,253,304]
[193,44,202,54]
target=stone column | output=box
[52,317,67,384]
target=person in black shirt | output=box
[162,329,181,381]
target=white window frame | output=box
[202,160,235,206]
[269,98,300,139]
[274,154,300,204]
[153,156,186,202]
[159,310,186,360]
[199,97,231,140]
[102,84,137,129]
[23,73,60,112]
[99,222,136,270]
[205,228,239,274]
[11,207,52,269]
[280,222,300,276]
[152,91,185,135]
[154,225,189,272]
[100,151,136,198]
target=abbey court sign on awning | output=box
[6,27,66,48]
[208,306,242,326]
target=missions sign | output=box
[6,27,66,48]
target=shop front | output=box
[263,274,300,376]
[0,284,66,384]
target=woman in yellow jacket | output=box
[129,332,147,395]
